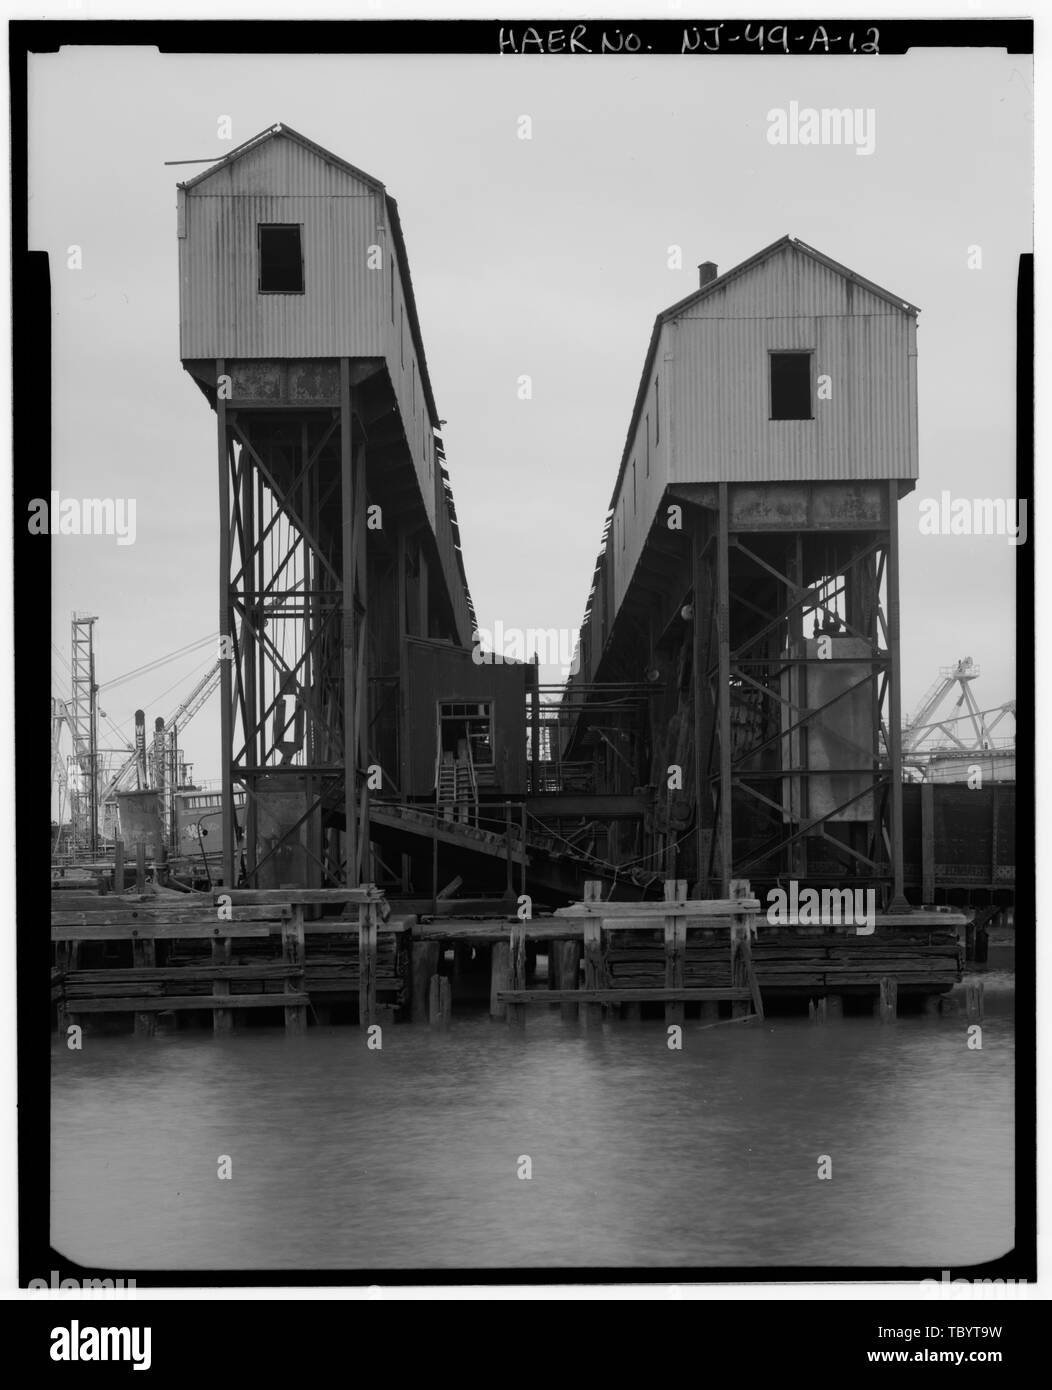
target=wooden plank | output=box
[554,899,761,919]
[70,993,311,1014]
[66,965,304,985]
[50,894,153,911]
[52,905,288,926]
[217,887,385,905]
[51,920,273,942]
[498,988,754,1004]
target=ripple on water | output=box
[51,1010,1014,1271]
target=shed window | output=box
[439,702,493,766]
[770,351,813,420]
[258,225,304,293]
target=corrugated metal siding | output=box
[671,310,913,488]
[191,136,381,199]
[384,244,436,530]
[610,340,672,617]
[178,132,438,530]
[681,242,897,321]
[177,166,389,358]
[602,242,916,633]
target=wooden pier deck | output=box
[50,880,968,1034]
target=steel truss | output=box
[215,358,370,888]
[690,480,907,905]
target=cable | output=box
[100,633,217,692]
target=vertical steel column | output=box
[530,653,540,794]
[690,515,707,891]
[886,480,907,907]
[241,415,257,880]
[716,482,732,895]
[216,359,236,888]
[354,432,370,879]
[786,534,807,879]
[340,359,359,883]
[395,527,409,797]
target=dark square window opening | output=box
[258,224,304,293]
[769,351,813,420]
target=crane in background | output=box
[902,657,1015,782]
[53,615,222,858]
[97,660,223,831]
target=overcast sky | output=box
[33,44,1031,790]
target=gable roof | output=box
[606,234,920,526]
[178,123,440,428]
[177,121,385,194]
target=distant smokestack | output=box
[134,710,147,789]
[698,261,718,287]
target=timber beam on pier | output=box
[50,876,969,1034]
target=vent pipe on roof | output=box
[698,261,718,288]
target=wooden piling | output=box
[358,900,378,1029]
[412,940,441,1022]
[809,997,827,1025]
[663,879,687,1026]
[135,842,146,894]
[114,840,125,895]
[490,941,510,1019]
[283,906,307,1035]
[966,980,984,1021]
[554,939,581,1021]
[921,779,935,905]
[212,935,234,1035]
[508,923,526,1029]
[825,993,843,1022]
[131,935,156,1037]
[429,973,451,1028]
[582,918,604,1026]
[879,976,898,1023]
